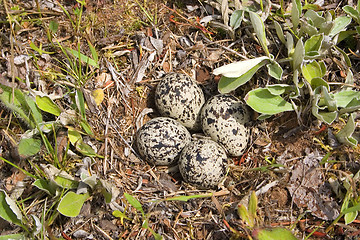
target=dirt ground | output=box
[1,0,360,239]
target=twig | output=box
[200,33,248,59]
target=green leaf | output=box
[345,211,358,225]
[290,69,301,98]
[249,191,258,218]
[0,190,23,226]
[300,21,318,36]
[87,40,98,65]
[245,88,293,115]
[112,210,131,224]
[80,120,94,136]
[26,96,43,125]
[343,5,360,24]
[266,84,292,95]
[230,10,244,30]
[18,137,42,157]
[254,227,298,240]
[36,96,61,116]
[313,110,337,124]
[66,47,99,68]
[334,45,352,67]
[57,191,89,217]
[218,58,269,93]
[165,193,212,202]
[68,128,82,145]
[0,234,26,240]
[238,204,253,227]
[304,9,325,28]
[342,194,358,225]
[337,30,356,45]
[292,38,304,70]
[312,86,337,124]
[76,140,96,156]
[274,21,286,44]
[301,61,325,83]
[286,32,294,55]
[81,174,97,189]
[249,11,270,56]
[333,90,360,108]
[49,20,59,34]
[124,193,144,216]
[0,84,43,128]
[304,34,323,55]
[147,224,163,240]
[33,179,56,195]
[29,41,54,55]
[318,86,337,111]
[54,175,79,189]
[342,202,360,214]
[76,89,86,119]
[266,61,283,80]
[345,69,354,86]
[335,113,358,146]
[320,21,335,35]
[310,77,329,91]
[291,0,302,30]
[330,16,351,36]
[214,56,269,78]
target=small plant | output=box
[0,83,102,162]
[213,0,359,145]
[113,193,162,240]
[326,170,360,233]
[225,191,297,240]
[0,156,115,239]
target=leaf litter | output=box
[287,149,340,220]
[0,0,360,239]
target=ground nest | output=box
[1,0,360,239]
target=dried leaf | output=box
[287,150,340,220]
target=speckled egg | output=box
[179,139,228,189]
[201,94,250,156]
[136,117,191,165]
[155,73,205,131]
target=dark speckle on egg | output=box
[155,73,205,131]
[179,139,228,189]
[136,117,191,165]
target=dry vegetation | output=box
[1,0,360,239]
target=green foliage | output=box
[253,228,298,240]
[249,11,270,57]
[0,190,23,227]
[214,1,360,146]
[114,193,162,239]
[18,137,42,157]
[35,96,61,116]
[237,191,257,229]
[57,192,90,217]
[245,88,293,115]
[0,77,100,159]
[0,234,26,240]
[164,193,213,202]
[0,84,43,128]
[327,170,360,232]
[235,191,297,239]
